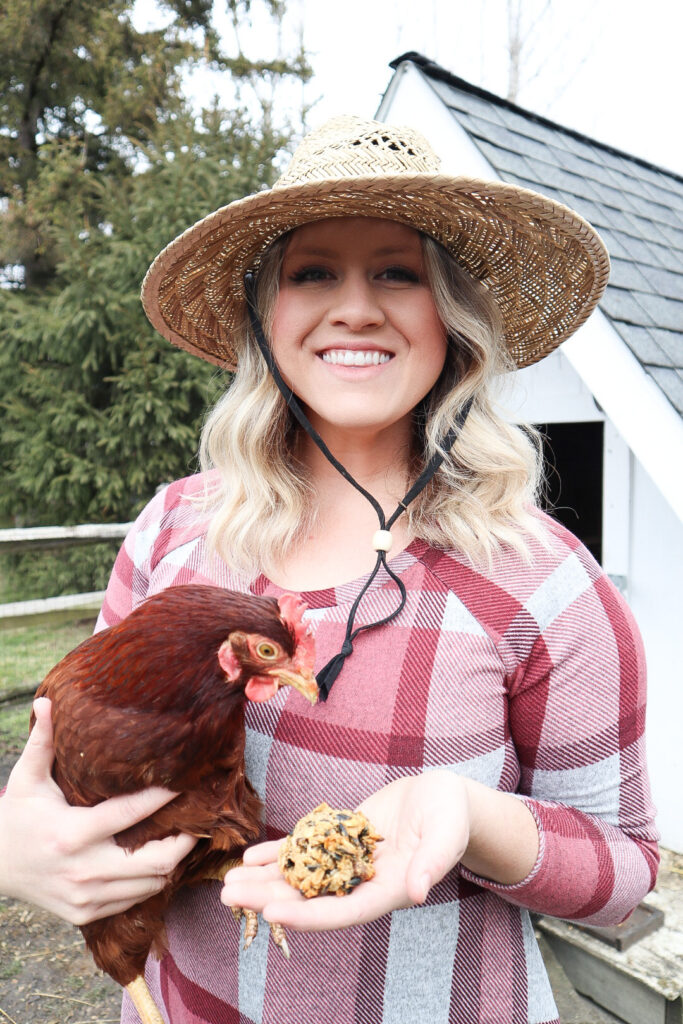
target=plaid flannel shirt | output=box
[98,472,659,1024]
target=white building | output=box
[378,54,683,853]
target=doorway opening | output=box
[537,421,604,564]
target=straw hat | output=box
[141,115,610,370]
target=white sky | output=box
[136,0,683,177]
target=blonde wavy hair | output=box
[198,229,545,577]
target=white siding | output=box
[629,460,683,852]
[502,347,603,424]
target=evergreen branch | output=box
[19,0,76,156]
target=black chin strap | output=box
[244,272,473,700]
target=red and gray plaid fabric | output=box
[99,473,659,1024]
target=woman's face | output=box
[270,217,447,442]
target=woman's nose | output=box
[327,275,385,330]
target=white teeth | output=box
[321,350,391,366]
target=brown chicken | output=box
[32,584,317,1024]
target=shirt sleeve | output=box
[95,473,214,632]
[462,555,660,926]
[95,487,168,631]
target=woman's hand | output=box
[0,697,197,925]
[221,770,473,932]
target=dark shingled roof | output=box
[388,53,683,416]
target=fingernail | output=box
[419,873,431,902]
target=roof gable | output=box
[387,53,683,416]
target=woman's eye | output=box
[288,266,332,283]
[256,641,279,660]
[379,266,421,283]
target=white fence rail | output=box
[0,524,131,629]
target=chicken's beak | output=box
[267,667,319,705]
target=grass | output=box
[0,958,23,980]
[0,619,95,756]
[0,620,95,695]
[0,546,105,756]
[0,701,34,758]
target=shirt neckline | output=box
[249,537,427,608]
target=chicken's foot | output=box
[202,856,242,882]
[203,856,291,958]
[269,921,291,959]
[230,905,290,959]
[125,975,166,1024]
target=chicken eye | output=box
[256,642,279,660]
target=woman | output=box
[1,116,658,1024]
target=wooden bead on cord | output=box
[372,529,393,552]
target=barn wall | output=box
[503,348,603,423]
[629,459,683,852]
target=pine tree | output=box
[0,0,309,532]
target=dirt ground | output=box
[0,897,122,1024]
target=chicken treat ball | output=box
[278,802,383,898]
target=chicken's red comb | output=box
[278,593,315,669]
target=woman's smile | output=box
[320,348,392,367]
[270,216,447,440]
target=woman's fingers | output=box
[224,860,283,885]
[23,831,198,925]
[7,698,57,792]
[83,786,183,844]
[53,871,169,926]
[221,860,285,912]
[260,885,383,932]
[403,790,469,901]
[59,834,196,923]
[242,839,283,866]
[101,830,199,882]
[259,854,409,931]
[222,872,295,911]
[130,831,199,875]
[361,771,470,903]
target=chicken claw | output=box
[269,921,291,959]
[230,904,258,947]
[230,905,290,959]
[205,857,291,958]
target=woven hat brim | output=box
[141,174,610,370]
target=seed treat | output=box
[279,802,383,898]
